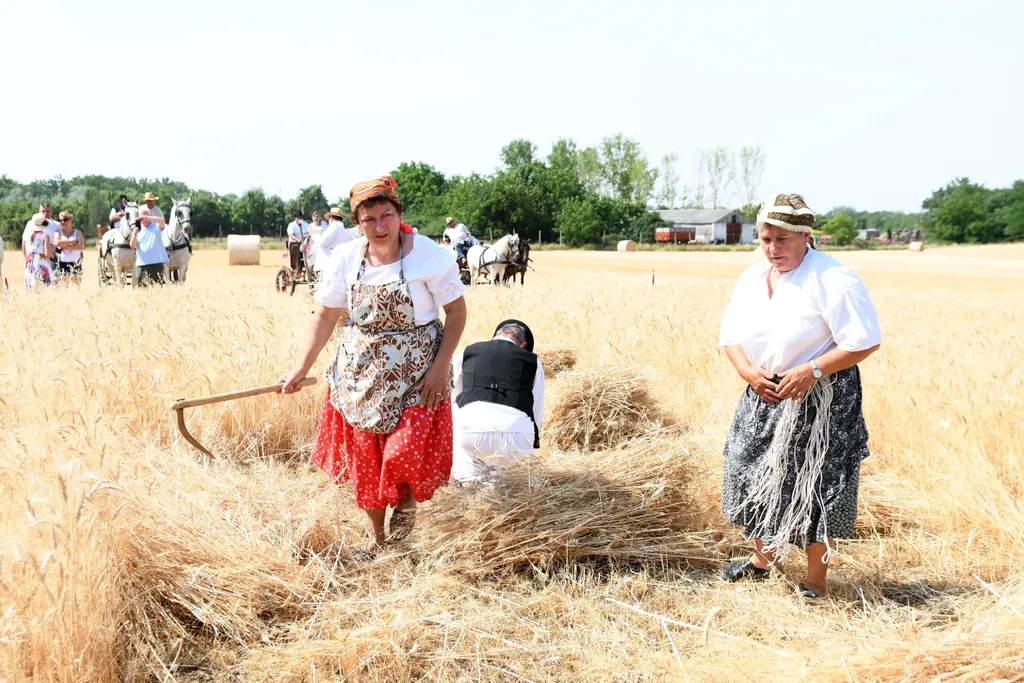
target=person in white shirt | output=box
[308,207,356,275]
[23,204,60,262]
[286,210,310,278]
[717,193,882,602]
[450,320,544,483]
[443,217,475,261]
[53,211,86,284]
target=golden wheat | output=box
[1,245,1022,681]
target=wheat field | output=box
[1,244,1022,681]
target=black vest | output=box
[456,340,540,448]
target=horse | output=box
[501,240,531,286]
[467,232,522,286]
[100,202,139,286]
[164,198,193,283]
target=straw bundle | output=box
[538,347,578,377]
[227,235,261,265]
[909,241,925,252]
[418,436,722,574]
[547,365,666,452]
[617,240,637,252]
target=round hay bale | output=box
[617,240,637,252]
[227,235,261,265]
[547,364,666,452]
[909,241,925,252]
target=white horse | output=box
[164,198,192,283]
[467,232,522,286]
[100,202,139,286]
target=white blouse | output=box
[315,234,466,324]
[719,248,882,375]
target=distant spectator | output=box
[24,213,55,289]
[23,203,60,263]
[141,191,164,219]
[287,210,310,278]
[53,211,85,285]
[129,207,168,287]
[110,194,130,228]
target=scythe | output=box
[170,377,318,457]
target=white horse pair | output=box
[99,199,192,285]
[467,232,523,286]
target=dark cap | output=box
[494,319,534,353]
[294,210,304,217]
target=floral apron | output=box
[327,242,445,434]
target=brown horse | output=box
[502,241,531,286]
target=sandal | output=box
[800,584,828,602]
[720,558,772,583]
[388,509,417,541]
[348,544,383,564]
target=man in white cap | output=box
[451,320,545,483]
[444,217,475,261]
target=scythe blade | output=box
[170,377,318,457]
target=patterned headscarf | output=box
[349,175,413,233]
[756,194,815,234]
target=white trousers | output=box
[451,430,535,483]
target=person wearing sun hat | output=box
[717,193,882,601]
[443,216,475,261]
[450,319,545,483]
[140,192,163,219]
[277,175,467,562]
[129,207,168,286]
[308,207,356,276]
[23,213,55,289]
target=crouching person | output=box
[451,320,544,483]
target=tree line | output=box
[2,140,1018,249]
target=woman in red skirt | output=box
[279,176,467,561]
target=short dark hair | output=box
[353,194,403,222]
[494,322,527,346]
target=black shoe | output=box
[721,558,771,582]
[800,584,827,602]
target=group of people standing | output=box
[21,203,86,288]
[277,179,882,602]
[285,208,360,282]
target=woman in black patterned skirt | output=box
[718,194,882,600]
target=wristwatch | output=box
[810,359,823,379]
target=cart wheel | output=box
[276,266,297,295]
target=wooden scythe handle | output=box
[170,377,318,457]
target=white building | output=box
[655,209,755,244]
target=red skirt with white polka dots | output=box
[311,390,453,510]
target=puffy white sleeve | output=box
[719,269,756,346]
[533,357,545,432]
[313,245,351,309]
[451,349,464,403]
[818,267,882,352]
[421,239,466,307]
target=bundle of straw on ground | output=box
[416,435,723,574]
[537,347,578,376]
[546,364,667,451]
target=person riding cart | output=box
[444,217,477,262]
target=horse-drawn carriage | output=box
[97,199,193,286]
[275,234,319,295]
[445,232,532,286]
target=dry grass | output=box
[1,246,1023,681]
[537,347,577,376]
[546,365,667,451]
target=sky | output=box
[1,0,1021,213]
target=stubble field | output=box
[1,244,1023,681]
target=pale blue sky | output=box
[2,0,1020,212]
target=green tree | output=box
[500,139,538,168]
[599,134,658,205]
[286,185,329,220]
[823,211,858,245]
[923,178,993,243]
[390,162,448,230]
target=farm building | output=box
[654,209,754,244]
